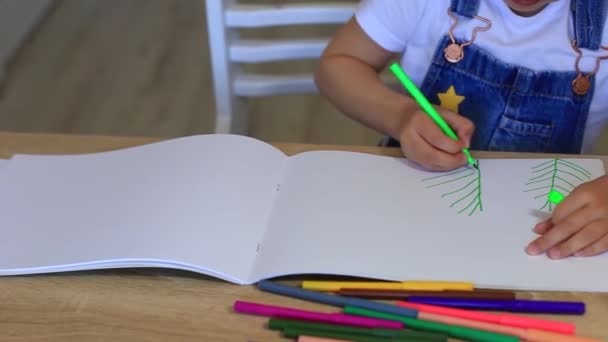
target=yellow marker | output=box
[301,280,474,292]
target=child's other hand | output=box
[398,107,475,171]
[526,175,608,259]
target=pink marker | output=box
[233,300,403,329]
[398,301,575,335]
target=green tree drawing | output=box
[524,159,592,211]
[422,164,483,216]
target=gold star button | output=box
[437,85,465,113]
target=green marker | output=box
[548,189,565,204]
[282,327,405,342]
[344,306,519,342]
[389,63,478,169]
[268,318,447,341]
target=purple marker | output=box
[405,297,585,315]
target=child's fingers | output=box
[534,219,553,234]
[551,221,607,259]
[416,113,466,154]
[526,206,593,256]
[407,132,466,170]
[576,232,608,257]
[439,109,475,148]
[399,109,469,170]
[551,184,592,225]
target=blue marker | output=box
[256,280,418,317]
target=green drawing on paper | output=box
[422,163,483,216]
[548,189,565,204]
[523,159,592,211]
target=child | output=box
[315,0,608,259]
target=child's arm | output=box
[315,18,473,170]
[314,18,411,143]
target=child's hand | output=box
[398,107,475,171]
[526,175,608,259]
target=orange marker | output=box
[398,301,575,335]
[414,311,600,342]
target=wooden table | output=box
[0,131,606,342]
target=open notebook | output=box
[0,134,606,292]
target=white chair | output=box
[0,0,53,83]
[205,0,358,134]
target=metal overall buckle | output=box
[445,9,492,63]
[570,40,608,96]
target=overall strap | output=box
[450,0,480,18]
[571,0,607,50]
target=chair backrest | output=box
[205,0,357,134]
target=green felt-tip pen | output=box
[390,63,478,169]
[268,318,447,341]
[281,327,407,342]
[344,306,520,342]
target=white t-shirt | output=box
[355,0,608,153]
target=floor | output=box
[0,0,381,147]
[0,0,605,153]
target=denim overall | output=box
[386,0,606,153]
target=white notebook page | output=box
[254,151,608,291]
[0,135,285,283]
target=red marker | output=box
[397,301,575,335]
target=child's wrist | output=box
[387,97,418,141]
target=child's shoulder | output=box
[355,0,451,53]
[355,0,449,25]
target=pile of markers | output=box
[233,280,602,342]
